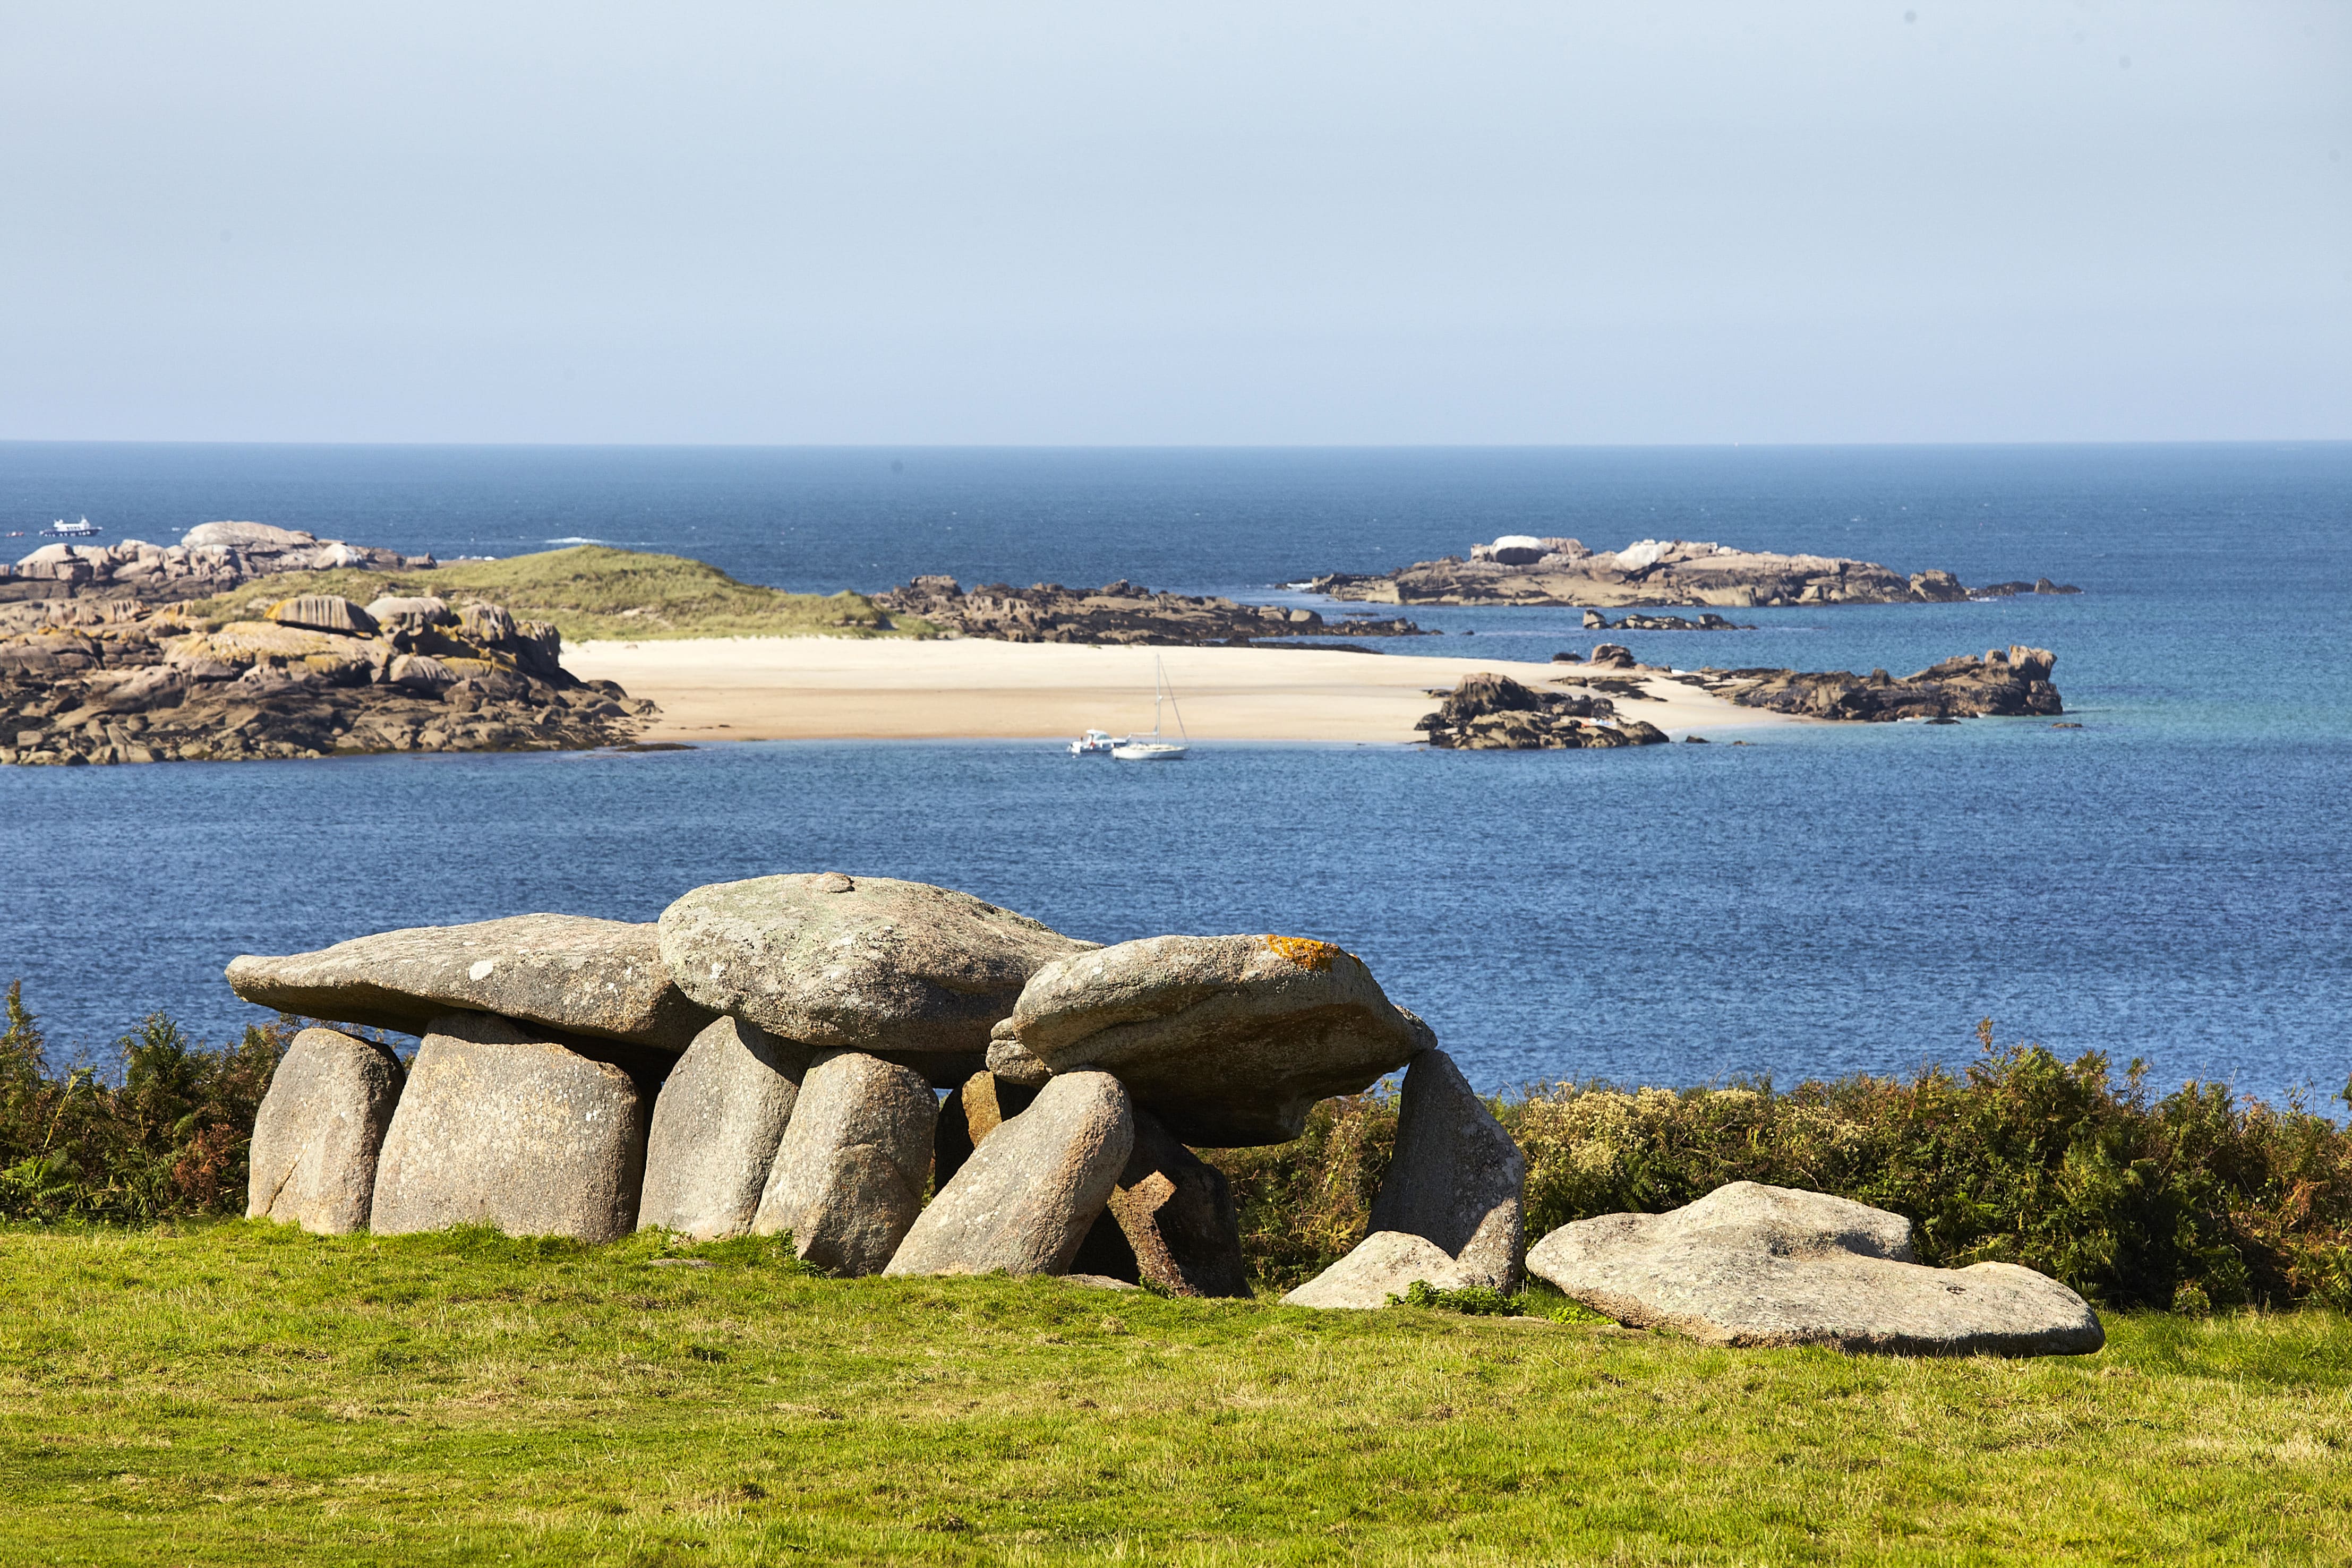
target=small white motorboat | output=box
[41,517,100,538]
[1112,657,1190,761]
[1068,729,1117,757]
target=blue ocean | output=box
[4,443,2347,1108]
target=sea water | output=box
[3,443,2347,1105]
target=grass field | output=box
[3,1223,2348,1565]
[176,546,935,644]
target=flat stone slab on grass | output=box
[246,1026,405,1235]
[1366,1047,1526,1292]
[1280,1230,1465,1309]
[227,914,715,1052]
[1005,933,1427,1146]
[1527,1181,2106,1356]
[885,1070,1134,1278]
[368,1012,650,1243]
[752,1049,936,1275]
[658,872,1094,1060]
[638,1017,811,1241]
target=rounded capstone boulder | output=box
[657,872,1095,1060]
[751,1049,937,1275]
[884,1070,1135,1279]
[638,1017,812,1241]
[246,1026,405,1235]
[367,1012,651,1243]
[1526,1181,2106,1356]
[1005,933,1427,1146]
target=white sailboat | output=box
[1112,656,1190,761]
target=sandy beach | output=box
[560,636,1798,744]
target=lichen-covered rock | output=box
[1280,1230,1462,1309]
[637,1017,811,1240]
[657,872,1094,1060]
[245,1026,405,1235]
[368,1013,650,1243]
[1005,934,1425,1146]
[226,914,716,1051]
[1526,1181,2106,1356]
[751,1049,936,1274]
[884,1071,1134,1278]
[1068,1107,1248,1297]
[1366,1048,1525,1292]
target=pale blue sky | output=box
[2,2,2345,443]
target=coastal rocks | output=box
[884,1071,1135,1278]
[1005,933,1427,1145]
[1280,1231,1464,1309]
[871,576,1427,645]
[245,1027,406,1235]
[1972,577,2082,598]
[1583,610,1752,632]
[368,1013,651,1243]
[1307,538,1986,610]
[752,1050,936,1274]
[5,525,426,604]
[1414,672,1670,751]
[225,914,717,1051]
[1365,1049,1525,1292]
[1693,646,2063,722]
[1526,1181,2106,1355]
[1068,1108,1250,1297]
[637,1017,811,1240]
[0,583,647,768]
[657,873,1095,1062]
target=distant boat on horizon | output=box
[41,517,99,538]
[1112,656,1189,761]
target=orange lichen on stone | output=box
[1261,935,1341,971]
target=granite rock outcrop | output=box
[873,576,1426,645]
[1689,646,2064,721]
[1304,538,2009,609]
[1414,672,1670,751]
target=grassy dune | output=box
[3,1222,2348,1565]
[177,546,934,644]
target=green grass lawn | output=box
[2,1223,2347,1566]
[176,546,935,644]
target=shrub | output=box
[0,982,288,1223]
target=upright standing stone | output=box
[1069,1108,1249,1297]
[369,1012,650,1243]
[885,1072,1134,1278]
[751,1049,936,1274]
[638,1017,811,1240]
[1366,1048,1526,1292]
[246,1027,405,1235]
[931,1070,1041,1189]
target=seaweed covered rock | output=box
[1005,933,1426,1146]
[1414,673,1670,750]
[1695,646,2062,722]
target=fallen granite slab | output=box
[1280,1230,1466,1309]
[1366,1048,1526,1292]
[658,872,1095,1061]
[368,1012,650,1243]
[752,1049,937,1275]
[245,1026,406,1235]
[884,1070,1134,1278]
[638,1017,811,1241]
[1069,1107,1250,1297]
[1526,1181,2105,1356]
[226,914,717,1052]
[1005,933,1429,1146]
